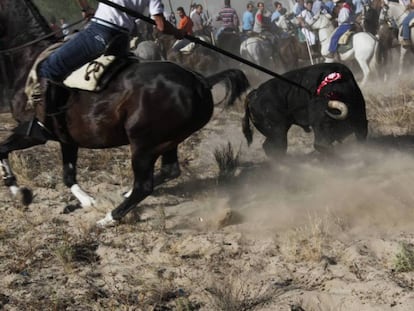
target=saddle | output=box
[338,30,354,45]
[64,34,134,91]
[26,34,136,102]
[63,55,135,91]
[336,30,354,54]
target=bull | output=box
[242,63,368,157]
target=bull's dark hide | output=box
[243,62,368,157]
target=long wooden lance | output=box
[167,0,174,15]
[97,0,310,91]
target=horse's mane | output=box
[0,0,52,49]
[0,0,53,112]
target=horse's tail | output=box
[242,89,257,146]
[370,34,381,73]
[205,69,250,106]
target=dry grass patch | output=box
[205,273,284,311]
[365,83,414,136]
[214,142,242,182]
[393,242,414,273]
[280,213,337,262]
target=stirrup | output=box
[26,81,43,109]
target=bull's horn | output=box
[326,100,348,120]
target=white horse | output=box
[311,14,379,85]
[240,36,276,72]
[381,2,414,75]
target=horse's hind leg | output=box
[123,147,180,198]
[97,150,156,227]
[60,143,95,207]
[154,147,181,186]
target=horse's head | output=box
[311,13,333,30]
[385,2,408,25]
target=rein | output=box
[0,18,85,55]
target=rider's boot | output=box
[401,39,411,49]
[325,51,335,60]
[22,77,56,142]
[26,77,71,142]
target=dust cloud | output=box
[231,144,414,235]
[197,75,414,241]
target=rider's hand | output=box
[174,29,185,40]
[81,7,95,20]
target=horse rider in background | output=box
[298,0,320,55]
[215,0,240,40]
[326,0,353,59]
[401,0,414,47]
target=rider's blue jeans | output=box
[402,12,414,40]
[38,22,126,81]
[328,24,351,53]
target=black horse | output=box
[0,0,250,227]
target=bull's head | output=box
[308,97,350,153]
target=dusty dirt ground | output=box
[1,72,414,311]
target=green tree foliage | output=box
[33,0,98,24]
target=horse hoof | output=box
[19,187,33,206]
[96,212,118,228]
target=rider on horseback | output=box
[298,0,320,55]
[326,0,353,59]
[401,0,414,47]
[30,0,183,141]
[215,0,240,40]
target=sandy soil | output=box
[1,74,414,311]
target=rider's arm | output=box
[337,7,350,24]
[153,14,184,39]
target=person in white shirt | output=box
[298,0,318,50]
[191,4,206,35]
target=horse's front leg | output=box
[60,143,95,207]
[0,128,48,205]
[97,151,156,227]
